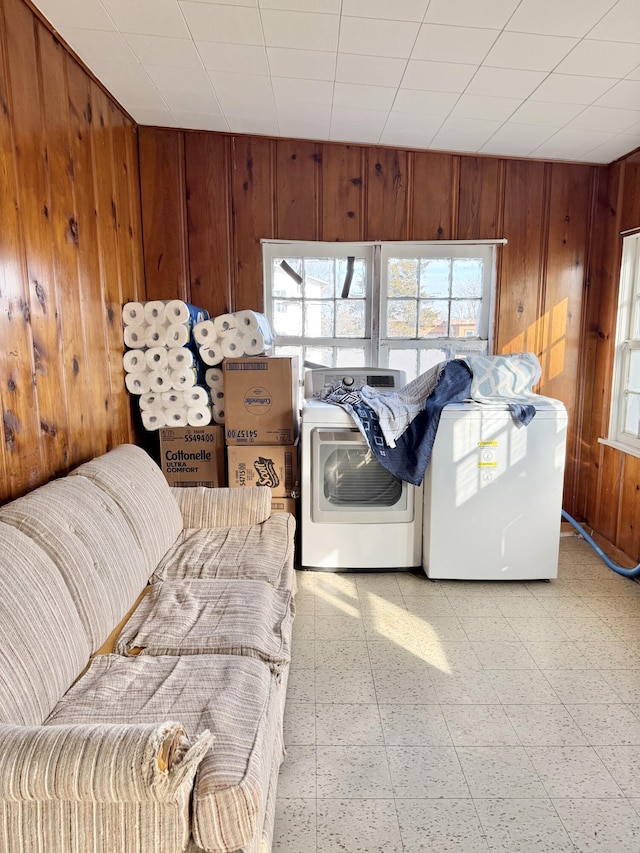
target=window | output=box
[263,240,499,383]
[605,232,640,457]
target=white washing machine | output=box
[301,368,423,571]
[422,398,568,580]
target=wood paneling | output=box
[410,151,456,240]
[366,147,408,241]
[275,138,320,241]
[321,144,364,243]
[0,0,143,503]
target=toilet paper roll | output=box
[125,373,150,395]
[171,368,197,390]
[122,302,146,326]
[161,390,184,409]
[234,310,272,339]
[213,313,237,337]
[193,320,217,346]
[144,300,167,324]
[144,323,168,348]
[141,410,165,431]
[165,300,210,327]
[123,326,146,349]
[167,347,195,371]
[183,386,209,408]
[145,346,169,371]
[139,391,163,412]
[165,323,191,348]
[220,334,243,359]
[123,349,148,374]
[199,342,223,366]
[187,406,212,427]
[209,388,225,404]
[148,370,172,393]
[212,404,225,424]
[164,409,188,427]
[242,330,271,356]
[204,367,224,390]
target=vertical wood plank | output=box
[618,455,640,561]
[410,151,455,240]
[365,146,409,241]
[457,156,503,240]
[619,153,640,232]
[185,131,233,316]
[138,126,188,300]
[230,135,275,311]
[321,143,364,242]
[275,139,321,241]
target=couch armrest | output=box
[170,486,272,529]
[0,722,213,804]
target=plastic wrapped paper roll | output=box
[168,347,195,371]
[125,373,150,395]
[242,330,271,356]
[234,310,272,337]
[164,409,188,427]
[165,323,190,348]
[183,386,209,407]
[187,406,212,427]
[213,313,237,337]
[165,300,209,326]
[193,320,217,346]
[161,390,184,409]
[123,326,146,349]
[220,334,243,359]
[210,388,225,405]
[122,302,146,326]
[144,300,167,324]
[212,404,225,424]
[199,342,223,366]
[145,346,169,371]
[144,323,168,348]
[123,350,147,373]
[139,391,163,412]
[171,368,197,390]
[141,410,165,431]
[204,367,224,390]
[148,370,172,393]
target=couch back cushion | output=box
[0,477,148,653]
[0,523,90,725]
[70,444,183,575]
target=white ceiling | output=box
[32,0,640,164]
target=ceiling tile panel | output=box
[412,24,500,64]
[335,53,406,88]
[402,60,478,93]
[145,65,222,112]
[132,107,180,126]
[330,105,388,142]
[465,66,548,98]
[342,0,429,22]
[259,0,341,11]
[260,9,339,51]
[505,0,618,38]
[479,122,556,156]
[173,111,230,131]
[452,93,522,121]
[266,47,336,80]
[179,2,264,44]
[393,89,459,114]
[333,82,397,111]
[430,116,503,151]
[594,78,640,109]
[339,16,420,58]
[101,0,191,37]
[34,0,116,30]
[424,0,521,30]
[588,0,640,44]
[510,99,586,125]
[568,104,640,133]
[530,73,616,104]
[556,39,640,78]
[483,32,579,71]
[125,34,202,68]
[62,27,137,63]
[197,42,269,75]
[271,76,334,104]
[532,127,615,158]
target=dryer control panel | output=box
[304,367,406,397]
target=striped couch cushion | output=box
[171,486,272,529]
[46,654,285,853]
[0,523,90,726]
[114,579,293,670]
[0,476,148,653]
[70,444,183,576]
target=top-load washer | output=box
[300,367,422,571]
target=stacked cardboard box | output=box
[159,426,226,489]
[224,357,300,515]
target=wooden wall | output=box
[0,0,144,502]
[139,127,599,518]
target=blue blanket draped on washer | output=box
[352,360,473,486]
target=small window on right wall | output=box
[606,232,640,457]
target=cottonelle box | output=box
[159,426,225,488]
[226,444,299,498]
[223,356,299,446]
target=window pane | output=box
[420,259,450,298]
[305,346,333,367]
[273,300,302,336]
[628,349,640,392]
[450,299,482,337]
[336,348,366,367]
[633,295,640,340]
[388,299,417,338]
[305,301,334,337]
[419,300,448,337]
[336,258,367,298]
[623,392,640,437]
[419,349,447,374]
[273,258,303,298]
[388,348,417,383]
[304,258,334,298]
[451,258,483,298]
[387,258,418,297]
[336,300,366,337]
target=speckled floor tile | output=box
[395,798,490,852]
[284,701,316,745]
[355,573,404,595]
[402,596,457,618]
[474,798,574,852]
[456,746,547,798]
[357,593,406,616]
[378,704,452,746]
[290,638,316,668]
[386,746,470,798]
[446,597,502,619]
[493,597,549,618]
[504,704,589,746]
[597,668,640,703]
[272,798,317,853]
[542,669,624,704]
[430,670,500,704]
[316,745,393,798]
[522,639,589,669]
[581,596,640,618]
[278,744,317,798]
[458,616,520,642]
[314,613,366,642]
[314,640,370,669]
[286,667,316,703]
[366,639,430,671]
[538,598,597,618]
[558,616,621,642]
[527,745,623,798]
[553,797,640,851]
[486,668,560,704]
[316,799,403,853]
[443,704,521,746]
[314,703,384,745]
[315,662,377,704]
[419,639,484,673]
[566,703,640,745]
[506,616,570,642]
[594,744,640,797]
[372,664,438,704]
[470,641,537,670]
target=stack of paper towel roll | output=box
[193,310,273,366]
[204,367,225,425]
[122,299,207,349]
[138,386,213,431]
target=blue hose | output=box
[561,509,640,578]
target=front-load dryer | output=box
[300,368,422,571]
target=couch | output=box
[0,443,296,853]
